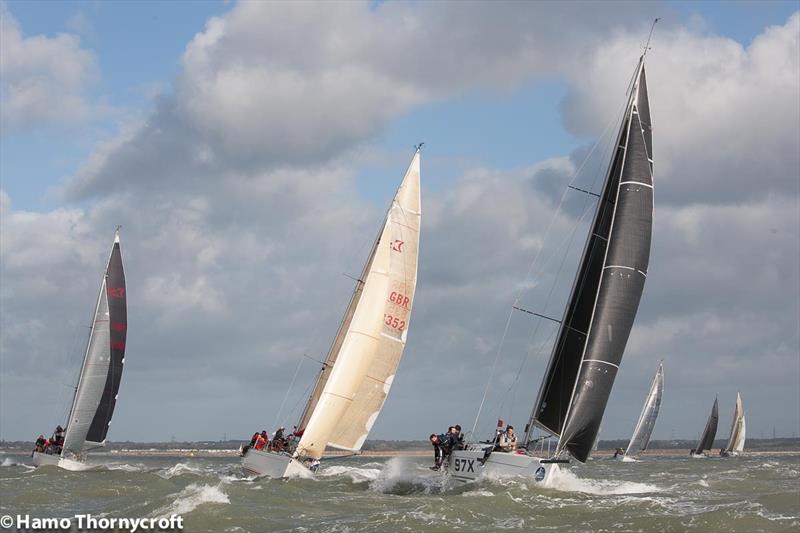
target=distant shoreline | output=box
[2,447,797,459]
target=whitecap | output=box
[153,483,229,518]
[157,462,207,479]
[543,467,661,495]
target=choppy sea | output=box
[1,452,798,532]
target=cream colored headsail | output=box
[726,392,746,454]
[297,151,421,458]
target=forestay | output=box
[296,151,421,459]
[624,362,664,458]
[63,230,127,455]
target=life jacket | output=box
[254,435,267,450]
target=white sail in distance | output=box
[296,150,421,459]
[623,362,664,458]
[724,392,746,455]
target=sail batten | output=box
[528,59,654,463]
[296,151,421,459]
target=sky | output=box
[1,0,798,445]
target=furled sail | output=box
[296,150,421,459]
[63,229,127,455]
[695,396,719,454]
[623,362,664,458]
[724,392,746,454]
[529,58,654,463]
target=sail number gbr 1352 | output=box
[384,314,406,331]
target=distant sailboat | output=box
[447,22,657,484]
[720,392,745,457]
[621,362,664,461]
[691,396,719,457]
[242,147,422,478]
[33,228,127,470]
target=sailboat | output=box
[33,228,127,470]
[620,362,664,461]
[448,25,656,484]
[691,396,719,457]
[242,147,422,478]
[720,392,745,457]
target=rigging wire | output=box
[470,95,629,440]
[272,356,305,430]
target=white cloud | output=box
[0,5,100,130]
[1,4,798,442]
[561,13,800,205]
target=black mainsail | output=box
[694,396,719,454]
[528,56,654,462]
[62,229,127,454]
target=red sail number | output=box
[384,314,406,331]
[107,287,126,299]
[389,291,410,308]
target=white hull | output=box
[241,448,313,479]
[447,447,560,485]
[32,452,95,471]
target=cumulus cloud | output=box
[0,5,100,130]
[561,13,800,205]
[1,3,798,442]
[65,0,659,199]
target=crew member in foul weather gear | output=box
[495,425,517,452]
[33,435,46,454]
[429,434,444,470]
[254,431,268,450]
[614,447,625,458]
[270,427,286,452]
[453,425,465,450]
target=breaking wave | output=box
[154,483,229,518]
[543,466,661,495]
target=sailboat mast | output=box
[295,219,383,431]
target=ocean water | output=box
[1,452,798,532]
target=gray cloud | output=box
[1,3,798,445]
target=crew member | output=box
[495,425,517,452]
[429,434,444,470]
[254,431,268,450]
